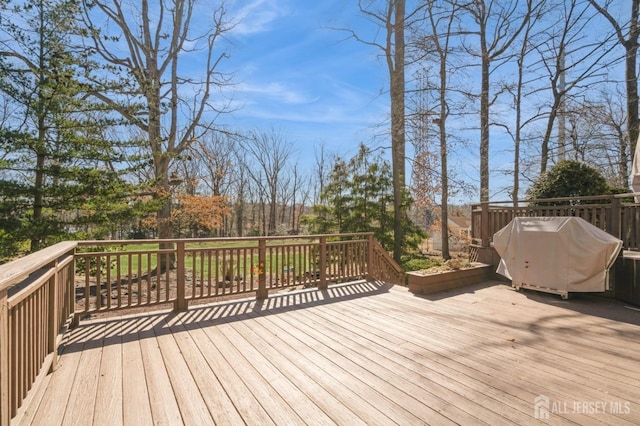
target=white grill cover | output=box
[493,217,622,293]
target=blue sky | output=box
[211,0,631,202]
[219,0,392,164]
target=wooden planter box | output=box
[407,264,492,295]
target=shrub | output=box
[527,160,608,202]
[402,257,441,272]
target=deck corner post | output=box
[366,233,375,281]
[256,239,268,300]
[318,236,328,290]
[175,241,188,312]
[480,201,491,248]
[610,196,621,241]
[0,288,9,426]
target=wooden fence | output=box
[0,233,404,422]
[471,194,640,251]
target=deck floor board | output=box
[16,280,640,425]
[121,317,153,426]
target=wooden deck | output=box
[12,280,640,425]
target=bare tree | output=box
[461,0,534,202]
[313,143,330,205]
[587,0,639,184]
[563,94,629,186]
[410,0,466,259]
[351,0,410,261]
[186,132,237,235]
[280,163,310,234]
[231,158,249,237]
[243,128,294,236]
[229,146,261,237]
[81,0,231,266]
[506,1,546,204]
[533,0,615,173]
[191,133,235,197]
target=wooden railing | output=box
[1,232,404,423]
[74,234,379,315]
[0,241,76,424]
[369,237,407,286]
[471,193,640,250]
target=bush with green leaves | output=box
[401,256,441,272]
[527,160,609,202]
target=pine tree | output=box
[0,0,141,257]
[308,144,423,254]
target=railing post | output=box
[175,241,188,312]
[480,201,491,248]
[366,234,374,281]
[610,197,621,242]
[0,288,9,426]
[256,239,268,299]
[318,236,327,290]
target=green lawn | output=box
[77,239,322,279]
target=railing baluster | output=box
[95,261,101,311]
[213,250,220,296]
[319,237,327,290]
[145,252,151,305]
[165,252,171,302]
[115,255,122,309]
[106,254,111,310]
[47,272,58,373]
[18,303,25,407]
[127,253,133,307]
[1,288,8,425]
[10,304,17,418]
[154,253,160,303]
[197,249,203,299]
[257,239,267,299]
[242,248,248,292]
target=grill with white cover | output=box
[493,217,622,299]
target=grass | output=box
[77,239,326,279]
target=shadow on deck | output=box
[13,280,640,425]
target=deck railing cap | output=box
[0,241,77,293]
[76,232,375,247]
[471,192,640,207]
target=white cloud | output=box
[234,81,318,105]
[232,75,387,126]
[228,0,289,36]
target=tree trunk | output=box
[588,0,639,184]
[31,8,47,253]
[625,40,638,183]
[513,55,523,207]
[32,149,45,252]
[626,0,639,182]
[156,162,176,271]
[541,100,560,174]
[480,35,490,202]
[438,43,450,260]
[391,0,406,262]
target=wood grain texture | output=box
[18,280,640,425]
